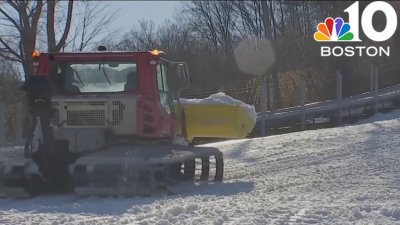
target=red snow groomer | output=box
[0,47,255,197]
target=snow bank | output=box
[178,92,257,122]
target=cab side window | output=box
[156,64,171,114]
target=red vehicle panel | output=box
[33,51,176,140]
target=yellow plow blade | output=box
[181,104,256,142]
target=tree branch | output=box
[55,0,73,51]
[0,51,21,62]
[31,1,43,29]
[6,1,20,12]
[0,8,22,33]
[0,36,21,59]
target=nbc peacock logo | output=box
[314,17,354,42]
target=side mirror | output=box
[168,62,190,92]
[177,63,190,89]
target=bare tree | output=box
[228,1,281,108]
[0,59,21,102]
[0,59,22,142]
[68,1,117,52]
[260,1,282,109]
[114,20,158,51]
[47,0,73,52]
[0,1,44,79]
[0,0,74,79]
[232,1,264,38]
[183,1,238,56]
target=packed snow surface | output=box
[178,92,257,122]
[1,111,400,224]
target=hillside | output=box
[1,111,400,224]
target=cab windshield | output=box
[58,62,137,93]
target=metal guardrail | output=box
[257,83,400,122]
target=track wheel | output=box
[214,151,223,182]
[200,156,210,181]
[182,159,195,181]
[194,149,223,182]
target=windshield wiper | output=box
[100,63,112,86]
[72,67,85,86]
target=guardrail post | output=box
[300,79,306,130]
[336,70,343,125]
[373,64,379,115]
[260,79,268,136]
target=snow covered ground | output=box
[1,111,400,224]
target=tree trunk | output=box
[47,0,74,52]
[260,0,282,109]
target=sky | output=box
[0,1,183,51]
[105,1,184,31]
